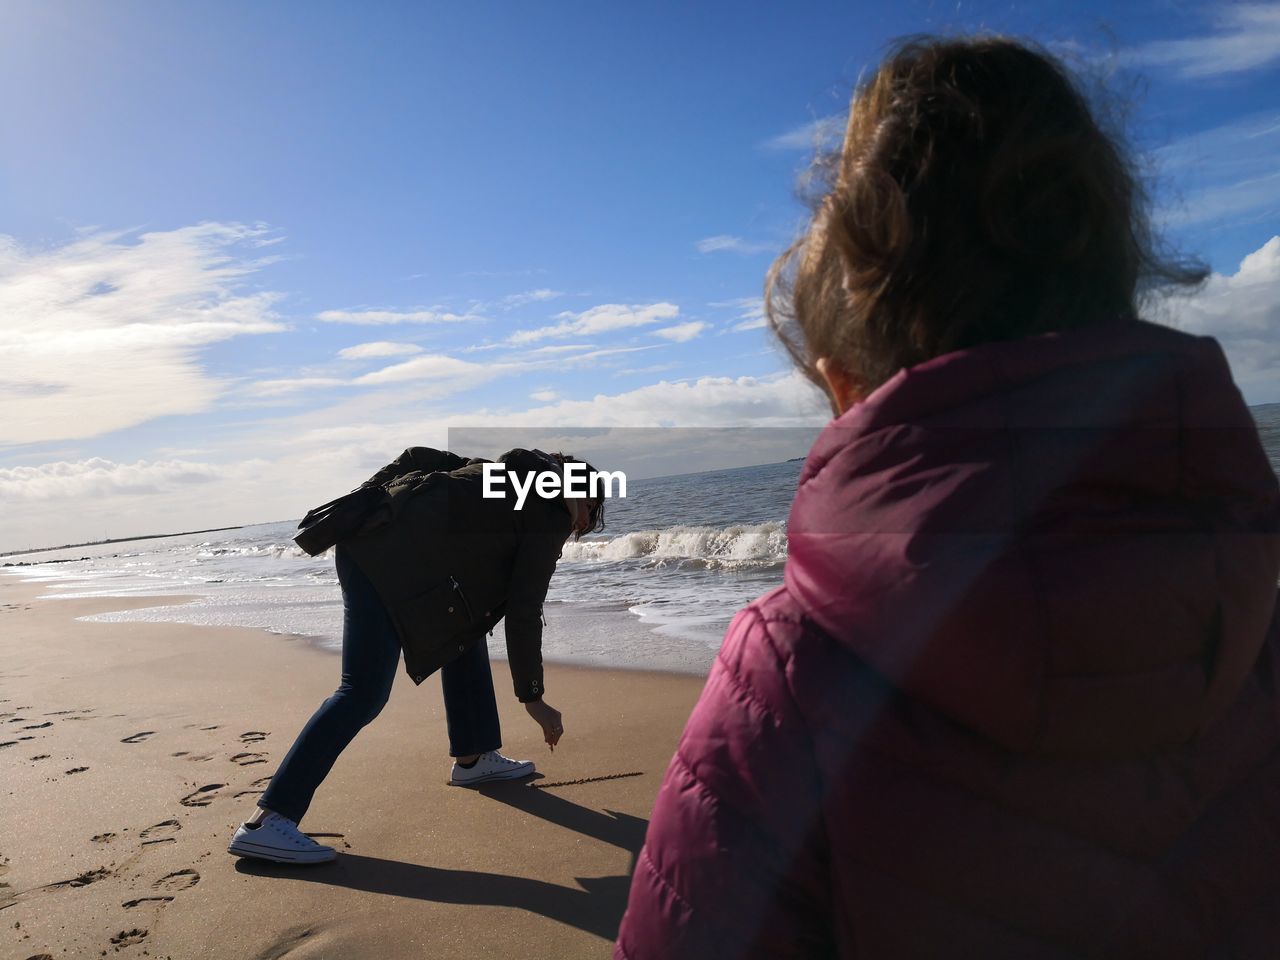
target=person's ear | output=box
[815,357,862,416]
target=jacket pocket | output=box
[391,576,475,644]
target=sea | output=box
[6,404,1280,678]
[0,460,802,676]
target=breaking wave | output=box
[195,542,321,561]
[560,521,787,569]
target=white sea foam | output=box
[195,542,321,561]
[560,521,786,568]
[3,460,806,672]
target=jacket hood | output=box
[785,319,1280,755]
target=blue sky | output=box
[2,0,1279,551]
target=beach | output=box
[0,576,707,959]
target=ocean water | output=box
[7,405,1280,677]
[1,459,802,675]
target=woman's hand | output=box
[525,698,564,751]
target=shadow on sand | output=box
[234,777,649,941]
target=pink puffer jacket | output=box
[615,319,1280,959]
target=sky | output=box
[2,0,1279,552]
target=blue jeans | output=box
[259,545,502,824]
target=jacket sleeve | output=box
[499,529,560,701]
[503,497,571,702]
[362,447,470,489]
[614,607,832,960]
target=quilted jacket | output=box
[615,319,1280,958]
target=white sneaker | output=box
[448,750,535,786]
[227,812,338,864]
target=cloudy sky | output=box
[2,1,1278,552]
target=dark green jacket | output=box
[342,447,572,702]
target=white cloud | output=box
[0,223,285,447]
[711,296,768,332]
[695,235,775,256]
[337,341,424,360]
[1125,4,1280,78]
[615,362,680,377]
[530,389,559,402]
[464,370,824,429]
[501,288,563,308]
[1163,170,1280,228]
[353,353,508,388]
[523,343,598,355]
[759,113,846,152]
[0,456,255,501]
[550,345,664,367]
[1154,111,1280,175]
[315,308,478,325]
[244,343,658,401]
[1154,110,1280,228]
[0,367,829,551]
[653,321,708,342]
[248,354,514,397]
[1157,235,1280,401]
[509,302,679,343]
[244,377,347,398]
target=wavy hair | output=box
[766,36,1207,408]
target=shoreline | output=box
[4,566,726,678]
[0,576,708,959]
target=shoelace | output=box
[485,752,522,766]
[265,818,324,848]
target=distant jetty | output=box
[1,524,249,562]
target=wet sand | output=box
[0,576,708,959]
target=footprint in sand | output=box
[120,731,155,744]
[235,775,274,799]
[123,895,173,908]
[30,754,49,761]
[65,766,89,775]
[139,819,181,844]
[239,731,269,744]
[171,751,190,757]
[46,867,111,890]
[110,929,148,947]
[0,741,15,750]
[231,752,268,766]
[154,869,199,892]
[185,753,215,763]
[180,784,225,807]
[91,832,117,843]
[20,721,51,730]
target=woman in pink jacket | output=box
[615,37,1280,958]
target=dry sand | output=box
[0,576,707,959]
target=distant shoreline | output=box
[0,523,258,560]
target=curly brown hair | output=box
[766,35,1207,409]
